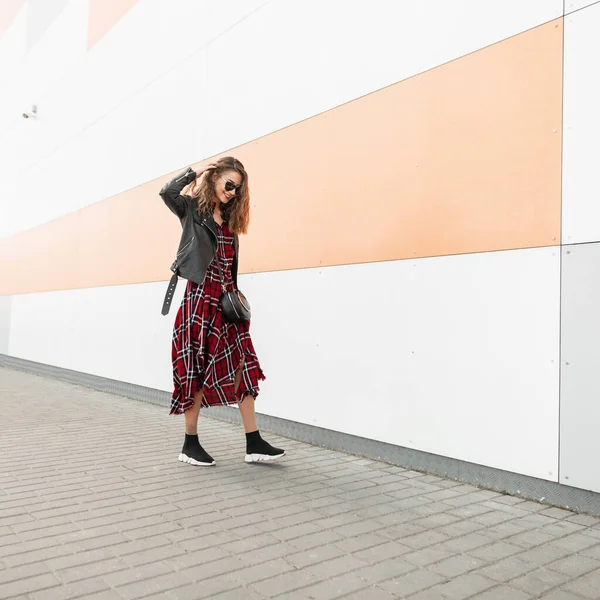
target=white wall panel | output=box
[8,247,561,481]
[564,0,599,14]
[560,242,600,493]
[8,0,88,175]
[8,281,184,391]
[26,0,71,53]
[0,1,27,131]
[246,247,560,481]
[1,0,561,239]
[562,3,600,244]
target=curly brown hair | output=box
[183,156,250,235]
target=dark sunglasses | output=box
[219,174,242,196]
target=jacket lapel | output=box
[203,213,218,242]
[192,207,218,247]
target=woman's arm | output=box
[159,166,197,219]
[159,163,218,219]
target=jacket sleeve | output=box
[159,166,197,219]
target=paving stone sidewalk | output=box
[2,367,600,600]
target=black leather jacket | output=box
[159,166,239,315]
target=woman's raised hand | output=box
[193,163,218,178]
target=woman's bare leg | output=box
[239,395,258,433]
[184,390,203,434]
[234,357,285,461]
[234,357,257,432]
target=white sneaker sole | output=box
[178,452,215,467]
[245,451,286,463]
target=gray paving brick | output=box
[229,557,295,585]
[561,567,600,598]
[0,572,61,597]
[435,519,487,538]
[352,540,412,564]
[550,532,600,553]
[28,574,110,600]
[331,519,384,538]
[580,543,600,561]
[545,554,600,578]
[511,567,571,595]
[2,542,71,568]
[0,534,18,549]
[116,571,192,600]
[290,573,370,600]
[430,554,487,577]
[273,510,330,528]
[377,568,446,597]
[378,521,427,541]
[66,534,136,556]
[404,547,456,567]
[56,557,131,583]
[271,522,322,541]
[541,521,586,538]
[467,542,524,562]
[210,589,266,600]
[0,561,50,585]
[375,509,422,527]
[328,533,388,555]
[340,586,398,599]
[474,554,538,583]
[565,514,600,527]
[447,504,494,519]
[306,554,368,580]
[413,502,458,517]
[287,529,345,551]
[102,561,173,587]
[539,591,589,600]
[439,532,496,553]
[580,527,600,540]
[470,585,532,599]
[177,531,238,552]
[481,521,530,541]
[430,572,497,599]
[412,513,462,529]
[401,530,452,551]
[519,544,570,566]
[352,557,417,584]
[407,586,455,599]
[250,568,323,597]
[219,534,280,556]
[10,516,72,534]
[178,556,245,583]
[472,511,516,527]
[287,545,346,568]
[539,507,576,520]
[509,528,558,549]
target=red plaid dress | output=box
[169,220,265,414]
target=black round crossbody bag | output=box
[213,249,251,323]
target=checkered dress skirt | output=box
[169,221,265,414]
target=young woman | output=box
[159,156,285,466]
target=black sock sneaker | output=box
[179,434,215,466]
[245,430,286,463]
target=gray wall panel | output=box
[560,242,600,492]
